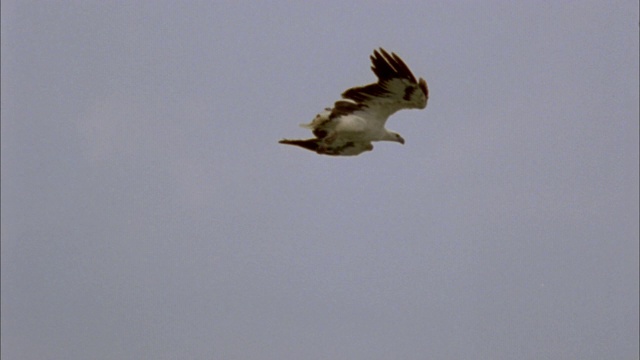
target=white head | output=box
[383,131,405,144]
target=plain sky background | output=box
[2,1,638,359]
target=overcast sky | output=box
[2,1,638,359]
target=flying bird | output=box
[279,48,429,156]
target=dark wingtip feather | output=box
[370,47,417,83]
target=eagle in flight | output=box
[279,48,429,156]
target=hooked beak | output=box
[398,136,405,145]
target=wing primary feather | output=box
[370,48,417,83]
[389,51,417,83]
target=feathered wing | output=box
[341,48,429,124]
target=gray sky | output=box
[2,1,638,359]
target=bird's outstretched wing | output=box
[341,48,429,124]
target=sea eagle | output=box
[279,48,429,156]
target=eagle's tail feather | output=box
[279,139,320,153]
